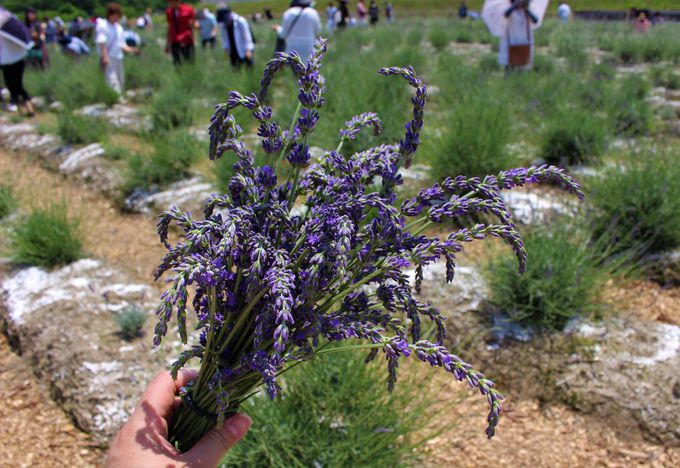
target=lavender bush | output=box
[154,39,584,452]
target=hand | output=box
[165,44,170,54]
[106,371,251,468]
[271,24,280,31]
[101,56,109,67]
[246,50,253,60]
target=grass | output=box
[541,106,608,166]
[587,150,680,259]
[607,75,653,137]
[122,133,204,195]
[425,79,515,178]
[650,65,680,90]
[114,306,147,341]
[25,55,119,110]
[222,347,446,467]
[9,203,83,268]
[0,184,17,219]
[485,227,607,331]
[57,113,106,145]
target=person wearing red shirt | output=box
[165,0,196,65]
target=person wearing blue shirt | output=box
[197,8,218,49]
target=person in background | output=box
[338,0,350,28]
[144,8,154,30]
[0,7,35,116]
[385,2,394,23]
[326,2,338,33]
[24,8,40,31]
[220,6,255,68]
[69,16,81,38]
[458,2,468,19]
[96,3,138,95]
[124,27,142,48]
[25,8,49,69]
[44,16,57,44]
[357,0,368,26]
[276,0,321,62]
[651,11,664,26]
[556,2,571,22]
[57,26,91,56]
[634,11,651,34]
[369,1,379,25]
[166,0,196,65]
[197,8,218,49]
[498,0,538,71]
[264,8,274,21]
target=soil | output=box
[0,333,104,467]
[2,146,680,467]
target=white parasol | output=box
[482,0,549,38]
[0,8,32,50]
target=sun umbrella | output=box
[482,0,549,38]
[0,8,32,50]
[0,8,33,65]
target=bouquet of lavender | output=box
[154,39,583,451]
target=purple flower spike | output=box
[287,143,311,168]
[378,66,427,168]
[339,112,384,141]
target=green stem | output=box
[277,101,303,166]
[315,343,385,355]
[336,138,346,154]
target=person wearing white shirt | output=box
[96,3,137,95]
[276,0,321,62]
[219,7,255,68]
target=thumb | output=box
[183,414,252,467]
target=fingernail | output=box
[227,414,252,438]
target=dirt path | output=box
[1,148,679,467]
[0,149,165,282]
[428,389,680,467]
[0,334,104,467]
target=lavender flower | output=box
[156,40,584,452]
[338,112,383,141]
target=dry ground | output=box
[1,148,680,467]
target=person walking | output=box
[357,0,368,26]
[165,0,196,65]
[220,6,255,68]
[498,0,538,71]
[338,0,350,28]
[0,7,35,116]
[197,8,217,49]
[96,3,138,95]
[326,2,339,33]
[459,1,469,19]
[385,3,394,23]
[369,1,380,25]
[276,0,321,62]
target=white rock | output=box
[59,143,106,173]
[501,190,573,224]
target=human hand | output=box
[246,50,253,59]
[106,371,251,468]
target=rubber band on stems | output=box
[180,392,235,422]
